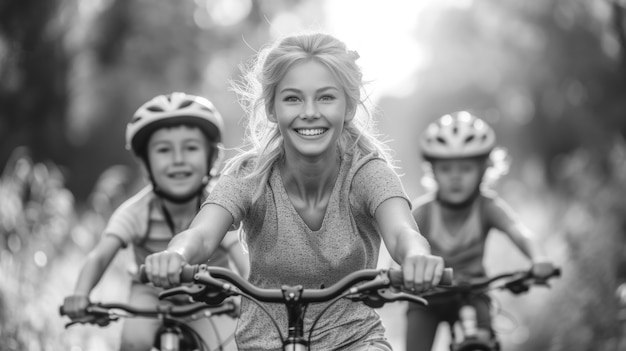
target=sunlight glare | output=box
[324,0,468,100]
[324,0,426,99]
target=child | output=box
[143,32,445,351]
[62,92,249,351]
[405,111,552,350]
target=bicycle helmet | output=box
[420,111,496,160]
[127,92,224,155]
[126,92,225,203]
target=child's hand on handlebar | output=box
[144,250,187,288]
[402,253,445,292]
[531,259,557,279]
[62,295,90,319]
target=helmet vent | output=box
[464,135,475,144]
[147,106,165,112]
[129,116,142,124]
[436,136,447,145]
[452,126,458,134]
[179,100,193,109]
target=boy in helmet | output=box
[63,92,248,351]
[405,111,553,351]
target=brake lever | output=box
[160,283,234,305]
[159,284,206,299]
[347,288,428,308]
[65,313,115,328]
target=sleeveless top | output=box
[412,191,520,280]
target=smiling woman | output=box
[271,59,350,163]
[142,32,445,351]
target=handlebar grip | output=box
[180,265,199,283]
[440,268,453,286]
[388,267,453,287]
[137,264,199,284]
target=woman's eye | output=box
[319,95,335,101]
[155,147,171,154]
[283,95,300,102]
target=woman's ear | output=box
[266,107,277,123]
[345,106,356,123]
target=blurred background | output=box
[1,0,625,350]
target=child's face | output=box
[431,158,486,204]
[271,59,351,161]
[147,126,209,200]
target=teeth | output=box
[296,128,326,136]
[170,173,190,179]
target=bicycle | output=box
[59,297,237,351]
[139,264,453,351]
[419,263,561,351]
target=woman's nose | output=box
[299,101,320,119]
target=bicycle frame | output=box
[60,299,236,351]
[150,265,453,351]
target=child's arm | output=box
[376,197,444,292]
[73,236,124,295]
[487,196,552,275]
[63,235,123,317]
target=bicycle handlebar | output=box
[424,264,561,297]
[59,299,236,327]
[140,265,453,304]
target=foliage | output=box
[0,147,132,350]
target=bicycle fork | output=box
[154,324,183,351]
[451,305,499,351]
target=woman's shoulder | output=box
[349,152,394,176]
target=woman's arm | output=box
[144,203,234,287]
[222,230,250,279]
[375,197,444,292]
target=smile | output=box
[168,171,192,179]
[294,128,327,136]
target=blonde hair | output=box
[227,32,394,203]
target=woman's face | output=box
[147,126,208,200]
[432,158,485,204]
[271,59,351,161]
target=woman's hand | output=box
[144,250,187,288]
[402,252,445,292]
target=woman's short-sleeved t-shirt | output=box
[205,152,410,351]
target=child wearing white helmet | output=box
[63,92,248,351]
[405,111,553,350]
